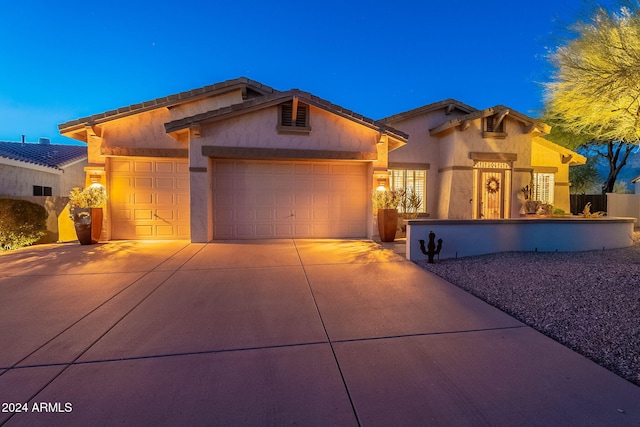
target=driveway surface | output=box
[1,240,639,426]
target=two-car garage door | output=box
[211,159,368,239]
[109,158,368,240]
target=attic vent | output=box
[483,115,507,139]
[485,116,504,133]
[277,100,311,134]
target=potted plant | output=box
[372,188,402,242]
[69,185,108,245]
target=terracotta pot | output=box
[72,208,103,245]
[377,208,398,242]
[90,208,103,244]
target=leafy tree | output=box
[569,156,602,194]
[544,4,639,194]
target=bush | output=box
[0,199,47,251]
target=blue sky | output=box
[0,0,604,145]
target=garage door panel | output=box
[134,162,153,172]
[110,158,189,240]
[156,193,174,204]
[156,177,175,189]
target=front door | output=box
[479,170,504,219]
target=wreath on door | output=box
[486,176,500,194]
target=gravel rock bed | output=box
[418,231,640,387]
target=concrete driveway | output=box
[1,240,639,426]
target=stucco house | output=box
[382,100,585,220]
[0,138,88,242]
[58,77,584,242]
[0,139,87,197]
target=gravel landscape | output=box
[418,230,640,387]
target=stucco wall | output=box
[531,139,572,212]
[0,164,59,196]
[0,161,85,197]
[89,90,245,165]
[608,193,640,226]
[407,217,635,261]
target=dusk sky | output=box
[0,0,615,145]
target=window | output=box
[533,172,554,204]
[277,101,311,134]
[33,185,52,196]
[389,169,427,214]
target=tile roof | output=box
[429,105,550,136]
[381,99,478,124]
[165,89,409,142]
[0,141,87,170]
[58,77,277,134]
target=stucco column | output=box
[189,169,209,242]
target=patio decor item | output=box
[69,185,107,245]
[373,189,402,242]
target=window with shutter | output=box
[389,169,427,214]
[533,172,555,204]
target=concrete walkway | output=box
[1,240,638,426]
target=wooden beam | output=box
[460,120,470,131]
[492,109,509,130]
[292,96,298,124]
[190,123,202,138]
[445,103,455,115]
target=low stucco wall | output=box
[406,217,636,262]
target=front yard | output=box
[419,230,640,387]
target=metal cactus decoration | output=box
[419,231,443,264]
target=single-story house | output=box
[382,100,586,219]
[58,77,584,242]
[0,138,87,197]
[0,138,88,242]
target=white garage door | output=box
[109,157,190,240]
[212,160,368,239]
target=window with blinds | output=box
[389,169,427,213]
[533,172,554,204]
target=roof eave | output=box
[58,77,277,136]
[165,89,409,143]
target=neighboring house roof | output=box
[165,89,409,149]
[380,99,477,124]
[0,140,87,171]
[632,176,640,183]
[533,137,587,166]
[58,77,277,141]
[429,105,550,136]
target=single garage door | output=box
[109,157,190,239]
[212,159,368,239]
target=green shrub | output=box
[0,199,47,251]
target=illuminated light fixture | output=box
[376,177,386,192]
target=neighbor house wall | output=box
[607,193,640,226]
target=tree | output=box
[544,5,639,194]
[569,156,602,194]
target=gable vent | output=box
[281,102,308,127]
